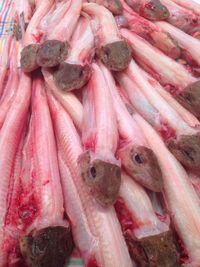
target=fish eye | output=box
[90,166,97,178]
[134,154,143,164]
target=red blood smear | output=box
[119,139,130,150]
[5,178,39,230]
[164,84,179,96]
[18,194,39,228]
[32,32,43,43]
[181,50,198,68]
[115,197,138,234]
[84,135,97,152]
[146,74,180,97]
[158,121,176,142]
[87,256,99,267]
[185,64,197,75]
[192,67,200,78]
[1,235,24,267]
[5,184,22,226]
[173,232,189,265]
[155,212,168,223]
[2,236,17,255]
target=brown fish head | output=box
[78,151,121,207]
[36,40,69,67]
[125,230,179,267]
[168,134,200,172]
[176,80,200,119]
[106,0,123,15]
[141,0,169,21]
[20,226,74,267]
[98,40,132,71]
[20,44,40,72]
[118,144,163,192]
[54,62,91,91]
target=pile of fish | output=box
[1,0,200,266]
